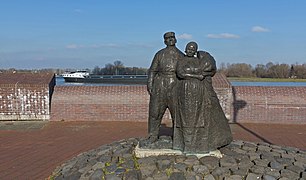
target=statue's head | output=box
[163,32,177,46]
[185,41,198,57]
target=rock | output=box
[220,156,237,167]
[120,159,135,169]
[257,145,272,152]
[105,164,117,173]
[92,162,105,171]
[192,164,210,175]
[253,159,270,167]
[114,167,126,175]
[211,167,231,180]
[138,156,157,166]
[269,160,284,170]
[139,164,157,178]
[242,142,257,152]
[97,146,112,156]
[238,160,254,169]
[62,171,82,180]
[278,177,290,180]
[175,155,187,163]
[173,163,188,172]
[280,169,300,179]
[184,156,200,167]
[203,174,216,180]
[224,175,244,180]
[232,148,248,154]
[275,157,293,167]
[293,160,305,168]
[295,156,306,164]
[231,140,245,148]
[250,165,265,174]
[89,169,104,180]
[220,147,240,156]
[152,172,168,180]
[286,165,304,174]
[123,170,142,180]
[248,152,261,161]
[261,152,278,161]
[156,159,172,171]
[246,173,262,180]
[169,172,186,180]
[99,155,112,163]
[104,174,121,180]
[230,167,249,177]
[199,156,219,170]
[302,172,306,179]
[283,146,299,154]
[281,152,296,160]
[263,174,277,180]
[185,173,202,180]
[264,167,280,178]
[271,148,286,154]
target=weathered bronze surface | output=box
[141,32,184,147]
[174,42,232,153]
[141,33,232,154]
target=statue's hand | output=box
[198,75,205,80]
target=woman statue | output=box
[174,41,232,154]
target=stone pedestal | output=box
[51,138,306,180]
[134,143,223,158]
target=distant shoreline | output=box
[228,77,306,82]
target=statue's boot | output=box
[139,135,158,147]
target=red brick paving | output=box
[0,121,305,180]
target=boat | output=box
[61,70,90,82]
[61,71,148,84]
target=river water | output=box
[56,77,306,87]
[55,76,140,86]
[230,81,306,87]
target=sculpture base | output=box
[134,143,223,158]
[52,139,306,180]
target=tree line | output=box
[91,60,148,75]
[218,62,306,79]
[0,60,148,75]
[2,61,306,79]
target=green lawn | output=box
[227,77,306,82]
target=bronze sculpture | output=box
[174,42,232,153]
[141,32,184,146]
[142,33,232,154]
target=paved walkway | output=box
[0,121,305,180]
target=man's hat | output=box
[164,32,175,38]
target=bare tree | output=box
[254,64,267,78]
[266,63,290,78]
[113,60,124,75]
[291,64,306,79]
[226,63,254,77]
[92,66,101,75]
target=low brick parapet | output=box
[50,73,232,122]
[50,74,306,124]
[233,86,306,124]
[0,72,55,121]
[51,85,154,121]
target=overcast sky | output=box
[0,0,305,69]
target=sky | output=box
[0,0,305,69]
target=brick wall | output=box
[0,73,55,120]
[50,74,306,124]
[232,86,306,124]
[51,73,232,122]
[51,86,152,121]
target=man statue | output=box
[142,32,184,146]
